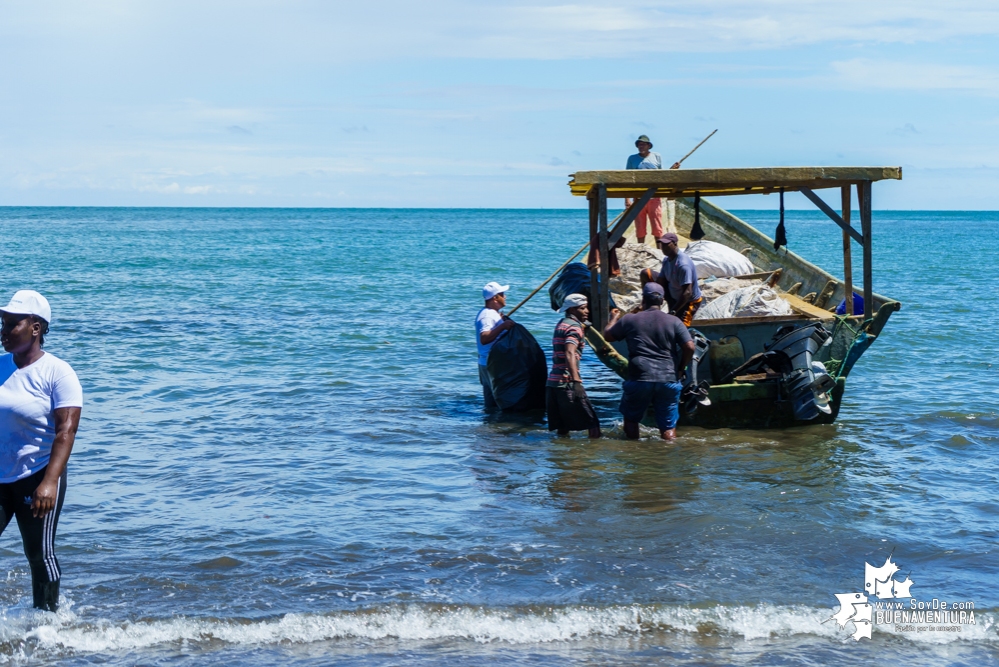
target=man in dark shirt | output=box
[603,282,695,441]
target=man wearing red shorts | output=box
[625,135,680,244]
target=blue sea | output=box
[0,206,997,666]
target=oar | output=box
[672,129,717,168]
[506,211,625,316]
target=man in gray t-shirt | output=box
[656,233,703,326]
[603,282,695,441]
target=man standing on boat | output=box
[603,283,694,441]
[656,233,703,326]
[476,282,515,410]
[625,135,680,244]
[546,294,601,438]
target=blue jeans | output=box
[619,380,682,431]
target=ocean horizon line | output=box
[1,205,997,213]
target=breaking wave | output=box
[1,602,996,658]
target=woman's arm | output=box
[32,406,81,518]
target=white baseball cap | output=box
[559,293,588,313]
[482,282,510,300]
[0,290,52,323]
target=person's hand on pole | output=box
[670,162,681,169]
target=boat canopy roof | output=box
[568,166,902,198]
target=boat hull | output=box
[579,198,900,429]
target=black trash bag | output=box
[486,323,547,412]
[548,262,618,312]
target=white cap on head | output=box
[482,282,510,300]
[559,293,588,313]
[0,290,51,323]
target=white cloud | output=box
[4,1,999,64]
[830,58,999,95]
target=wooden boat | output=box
[566,167,902,428]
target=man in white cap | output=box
[475,281,516,409]
[546,294,601,438]
[0,290,83,611]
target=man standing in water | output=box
[475,281,515,410]
[603,283,694,441]
[656,233,703,326]
[625,135,681,244]
[546,294,601,438]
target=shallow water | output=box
[0,206,997,665]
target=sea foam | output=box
[1,602,995,657]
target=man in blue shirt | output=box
[656,233,703,326]
[625,135,680,244]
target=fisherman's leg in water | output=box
[478,365,498,410]
[620,380,655,439]
[0,467,67,611]
[651,382,683,441]
[546,384,600,437]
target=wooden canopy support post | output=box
[587,187,599,327]
[597,184,610,330]
[858,181,873,320]
[841,186,853,316]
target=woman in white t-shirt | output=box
[0,290,82,612]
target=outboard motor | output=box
[765,324,834,420]
[681,329,712,415]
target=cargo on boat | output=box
[562,166,902,429]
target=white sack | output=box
[608,243,665,313]
[684,240,754,279]
[699,277,758,303]
[695,285,794,320]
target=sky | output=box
[1,1,997,209]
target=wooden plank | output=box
[859,181,874,320]
[800,188,865,244]
[608,188,655,246]
[597,184,609,330]
[782,292,837,320]
[841,186,853,316]
[568,166,902,198]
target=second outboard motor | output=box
[765,324,833,420]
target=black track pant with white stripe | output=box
[0,466,66,611]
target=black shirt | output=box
[606,309,692,382]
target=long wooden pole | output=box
[507,242,590,317]
[506,209,627,317]
[675,129,717,167]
